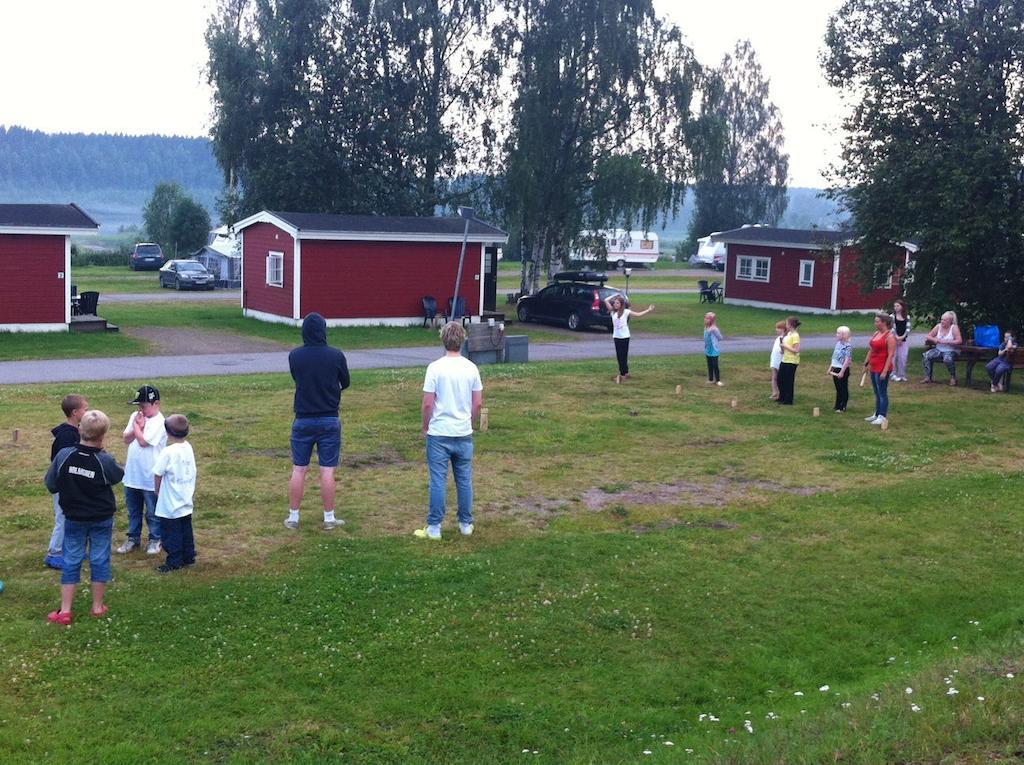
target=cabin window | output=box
[266,251,284,287]
[737,255,770,283]
[640,239,654,250]
[873,264,893,290]
[798,259,815,287]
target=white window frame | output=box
[873,263,893,290]
[798,259,815,287]
[736,255,771,283]
[266,251,284,287]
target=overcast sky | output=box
[0,0,845,187]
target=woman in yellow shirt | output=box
[777,316,801,405]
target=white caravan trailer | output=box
[574,230,660,268]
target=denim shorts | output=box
[61,516,114,584]
[290,416,342,468]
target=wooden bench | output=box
[958,345,1021,390]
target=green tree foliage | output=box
[205,0,500,221]
[143,182,212,256]
[497,0,697,292]
[687,40,789,247]
[824,0,1024,331]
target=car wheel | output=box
[616,259,626,269]
[567,312,582,331]
[174,278,182,291]
[517,304,531,323]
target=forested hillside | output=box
[0,126,221,229]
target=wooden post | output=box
[880,419,889,431]
[730,399,738,409]
[479,407,489,432]
[615,375,621,385]
[813,407,820,417]
[675,384,682,395]
[12,429,20,444]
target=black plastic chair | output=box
[422,296,439,328]
[445,296,470,327]
[78,291,100,316]
[698,280,715,304]
[709,281,724,302]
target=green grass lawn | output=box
[1,352,1023,764]
[498,273,703,292]
[72,265,165,293]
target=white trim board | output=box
[232,210,508,245]
[293,238,302,320]
[725,297,880,315]
[244,308,469,328]
[0,323,69,333]
[0,226,98,236]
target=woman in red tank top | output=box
[863,313,897,425]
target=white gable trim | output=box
[233,211,300,238]
[232,210,507,244]
[0,226,98,236]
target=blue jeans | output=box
[61,517,114,584]
[871,371,890,417]
[290,417,342,468]
[426,435,474,527]
[48,494,65,555]
[125,486,160,543]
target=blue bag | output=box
[974,324,1000,348]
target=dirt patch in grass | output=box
[500,474,829,518]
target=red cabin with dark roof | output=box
[711,226,912,313]
[233,211,509,326]
[0,204,99,332]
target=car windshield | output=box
[137,244,162,255]
[178,262,205,272]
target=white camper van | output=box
[574,230,660,268]
[693,235,727,271]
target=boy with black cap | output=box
[152,414,197,573]
[116,385,167,555]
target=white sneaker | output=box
[322,517,345,530]
[864,415,879,422]
[872,416,887,427]
[145,540,162,555]
[115,538,138,554]
[414,525,441,540]
[284,517,299,530]
[459,523,474,536]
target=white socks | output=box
[288,509,300,523]
[324,510,335,522]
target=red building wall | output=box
[725,244,833,310]
[835,246,904,310]
[242,222,295,317]
[0,234,65,325]
[299,240,482,319]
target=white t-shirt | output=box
[153,441,197,519]
[611,309,633,339]
[769,336,784,369]
[423,355,483,437]
[122,411,167,491]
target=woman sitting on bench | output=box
[922,310,962,386]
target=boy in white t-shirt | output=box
[116,385,167,555]
[414,322,483,541]
[152,414,197,573]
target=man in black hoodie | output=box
[286,312,351,530]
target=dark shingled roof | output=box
[711,226,854,247]
[0,203,99,230]
[271,211,507,239]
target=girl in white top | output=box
[603,294,654,380]
[769,320,786,399]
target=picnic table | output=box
[944,344,1021,390]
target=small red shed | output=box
[0,204,99,332]
[233,211,509,326]
[711,226,912,313]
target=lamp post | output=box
[624,267,632,297]
[452,206,475,321]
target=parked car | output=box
[129,242,165,271]
[515,271,624,331]
[159,259,215,290]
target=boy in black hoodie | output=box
[285,312,350,530]
[44,410,124,625]
[44,394,89,570]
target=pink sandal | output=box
[91,605,109,618]
[47,610,73,626]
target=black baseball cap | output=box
[129,385,160,404]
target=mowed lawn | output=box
[0,295,879,362]
[1,352,1023,764]
[72,265,166,294]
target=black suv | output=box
[515,271,623,331]
[129,242,165,271]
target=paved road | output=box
[0,334,841,384]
